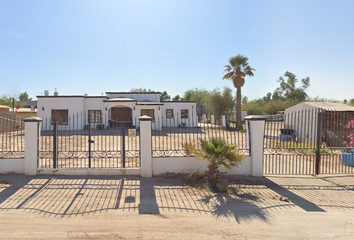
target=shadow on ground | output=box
[0,174,270,223]
[2,174,353,222]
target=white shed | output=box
[284,102,354,144]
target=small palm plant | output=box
[183,138,244,191]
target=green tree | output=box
[183,138,244,190]
[183,88,210,114]
[130,87,154,92]
[277,71,310,103]
[241,96,248,105]
[349,98,354,106]
[272,88,285,101]
[262,92,272,102]
[172,95,182,101]
[0,95,13,107]
[241,98,293,115]
[160,91,171,101]
[130,88,171,102]
[207,87,235,120]
[223,54,255,130]
[19,92,32,102]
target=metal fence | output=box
[39,113,140,169]
[152,113,249,157]
[263,110,354,175]
[0,113,25,158]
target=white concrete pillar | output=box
[211,115,215,125]
[244,115,267,177]
[222,115,226,128]
[24,117,42,176]
[202,114,206,123]
[139,116,153,177]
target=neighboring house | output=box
[284,102,354,145]
[24,100,37,109]
[0,104,11,112]
[0,107,37,132]
[37,92,197,130]
[14,108,37,123]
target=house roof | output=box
[16,108,37,113]
[106,91,161,94]
[0,104,10,109]
[36,95,107,98]
[103,98,137,102]
[303,102,354,111]
[161,101,197,103]
[136,102,164,106]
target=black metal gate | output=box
[263,110,354,175]
[39,113,140,169]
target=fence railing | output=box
[39,113,140,169]
[0,113,25,158]
[152,114,249,157]
[263,109,354,175]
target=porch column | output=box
[244,115,267,177]
[23,117,42,176]
[139,116,152,177]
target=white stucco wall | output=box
[0,158,25,174]
[152,156,252,176]
[160,102,197,127]
[37,96,197,130]
[37,97,86,130]
[85,97,108,128]
[134,105,162,130]
[107,93,160,103]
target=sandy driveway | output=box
[0,174,354,239]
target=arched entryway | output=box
[110,107,132,128]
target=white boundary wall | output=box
[0,116,266,177]
[0,158,25,174]
[153,156,252,176]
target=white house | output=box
[36,92,197,130]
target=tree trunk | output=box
[236,87,243,130]
[207,164,219,191]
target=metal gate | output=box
[263,110,354,175]
[39,113,140,169]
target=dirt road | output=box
[0,174,354,239]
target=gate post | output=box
[23,117,42,176]
[244,115,267,177]
[139,116,152,177]
[315,111,323,175]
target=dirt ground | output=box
[0,174,354,239]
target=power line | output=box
[0,77,41,96]
[0,77,23,91]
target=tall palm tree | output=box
[223,54,255,130]
[183,138,244,190]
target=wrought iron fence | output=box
[0,113,25,158]
[152,112,249,157]
[263,109,354,175]
[319,110,354,174]
[39,113,140,169]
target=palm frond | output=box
[222,72,235,80]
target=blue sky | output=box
[1,0,353,101]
